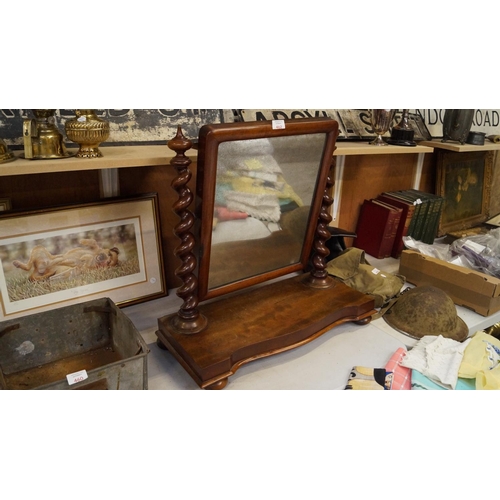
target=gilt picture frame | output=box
[0,193,165,321]
[436,150,493,236]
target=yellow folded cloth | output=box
[458,331,500,389]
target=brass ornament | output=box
[0,138,16,164]
[23,109,71,160]
[65,109,110,158]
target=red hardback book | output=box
[354,199,403,259]
[377,192,417,258]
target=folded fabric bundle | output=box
[326,248,405,308]
[211,217,272,245]
[217,138,276,174]
[214,181,233,207]
[345,366,389,390]
[244,170,279,183]
[399,335,471,389]
[458,331,500,390]
[224,191,282,222]
[385,348,411,390]
[410,370,475,390]
[229,175,303,206]
[235,156,283,175]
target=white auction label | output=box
[272,119,285,130]
[66,369,88,385]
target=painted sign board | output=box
[237,109,500,140]
[0,109,230,148]
[2,109,499,148]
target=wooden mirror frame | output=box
[196,118,339,301]
[156,119,376,389]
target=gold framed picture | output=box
[0,193,166,320]
[436,150,493,236]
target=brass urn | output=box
[65,109,110,158]
[0,138,16,164]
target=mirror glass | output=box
[205,132,327,292]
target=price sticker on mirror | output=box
[272,119,285,130]
[66,369,88,386]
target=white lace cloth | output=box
[400,335,471,389]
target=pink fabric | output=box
[215,206,248,221]
[385,348,412,390]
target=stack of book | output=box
[354,189,445,259]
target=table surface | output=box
[123,254,496,390]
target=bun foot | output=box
[204,378,228,390]
[354,316,372,325]
[156,337,168,350]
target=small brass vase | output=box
[0,138,16,164]
[65,110,110,158]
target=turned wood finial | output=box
[306,161,335,289]
[167,126,207,334]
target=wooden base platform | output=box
[156,274,376,389]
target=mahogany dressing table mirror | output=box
[156,118,376,389]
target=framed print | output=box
[436,150,493,236]
[0,193,166,321]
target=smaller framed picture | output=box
[0,198,11,212]
[0,193,166,321]
[436,150,493,236]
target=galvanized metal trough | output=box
[0,298,149,390]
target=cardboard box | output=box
[399,250,500,317]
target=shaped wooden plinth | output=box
[156,274,376,389]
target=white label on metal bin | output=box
[66,369,89,386]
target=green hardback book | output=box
[407,189,444,244]
[396,190,431,242]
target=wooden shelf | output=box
[1,142,436,177]
[420,140,500,153]
[334,141,433,156]
[0,145,195,177]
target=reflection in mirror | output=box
[207,133,327,291]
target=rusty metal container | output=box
[0,298,148,390]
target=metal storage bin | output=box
[0,298,148,390]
